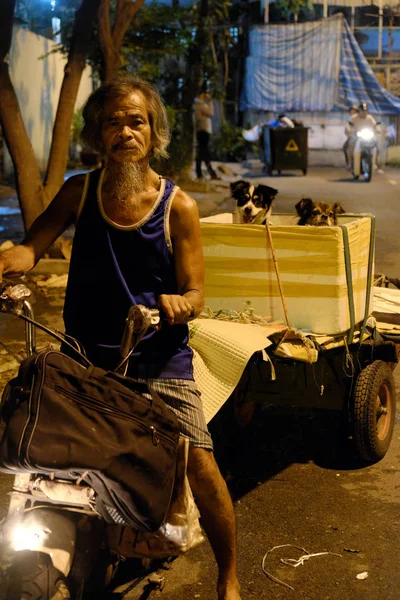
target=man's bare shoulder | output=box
[53,173,87,215]
[171,188,199,215]
[169,188,200,235]
[61,173,86,196]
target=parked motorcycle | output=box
[352,128,377,182]
[0,283,186,600]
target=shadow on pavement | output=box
[328,177,363,183]
[209,401,369,501]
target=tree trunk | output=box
[98,0,146,81]
[44,0,101,204]
[0,0,45,230]
[179,0,209,177]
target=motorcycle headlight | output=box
[357,129,375,141]
[11,523,49,551]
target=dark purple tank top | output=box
[63,169,194,380]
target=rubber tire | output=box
[363,155,372,182]
[7,551,70,600]
[352,360,396,462]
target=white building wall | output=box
[3,24,93,176]
[245,109,390,150]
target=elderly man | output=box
[0,75,242,600]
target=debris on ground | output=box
[217,164,236,176]
[34,274,68,289]
[262,544,342,591]
[356,571,369,580]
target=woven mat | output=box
[188,319,284,423]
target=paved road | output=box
[0,165,400,599]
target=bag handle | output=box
[18,313,93,368]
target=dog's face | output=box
[230,180,278,224]
[295,197,345,226]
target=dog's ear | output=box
[295,197,314,216]
[230,180,249,193]
[257,184,278,197]
[333,202,345,215]
[256,185,278,208]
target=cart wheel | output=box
[352,360,396,462]
[302,168,307,176]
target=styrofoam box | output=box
[200,214,374,334]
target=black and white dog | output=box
[230,180,278,224]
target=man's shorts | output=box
[137,378,214,452]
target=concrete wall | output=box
[3,25,93,177]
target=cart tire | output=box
[352,360,396,462]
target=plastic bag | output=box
[242,124,262,142]
[107,437,205,558]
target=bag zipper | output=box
[38,379,176,447]
[17,351,49,469]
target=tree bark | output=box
[0,0,45,230]
[98,0,147,81]
[179,0,209,176]
[44,0,102,204]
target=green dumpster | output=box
[263,126,309,176]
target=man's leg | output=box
[187,447,242,600]
[343,138,350,169]
[201,131,219,179]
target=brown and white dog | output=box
[295,197,345,226]
[230,180,278,224]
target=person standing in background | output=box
[343,105,359,169]
[194,86,219,180]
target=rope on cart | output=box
[264,219,291,329]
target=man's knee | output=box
[187,447,221,485]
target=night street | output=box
[0,164,399,599]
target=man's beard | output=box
[106,159,148,201]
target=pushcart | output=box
[200,215,399,464]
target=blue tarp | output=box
[240,15,400,115]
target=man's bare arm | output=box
[0,174,85,279]
[159,190,204,324]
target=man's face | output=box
[359,109,367,119]
[101,91,152,164]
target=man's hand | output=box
[157,294,194,325]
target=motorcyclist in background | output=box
[346,102,380,170]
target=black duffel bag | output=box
[0,348,180,532]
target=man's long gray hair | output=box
[81,74,170,159]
